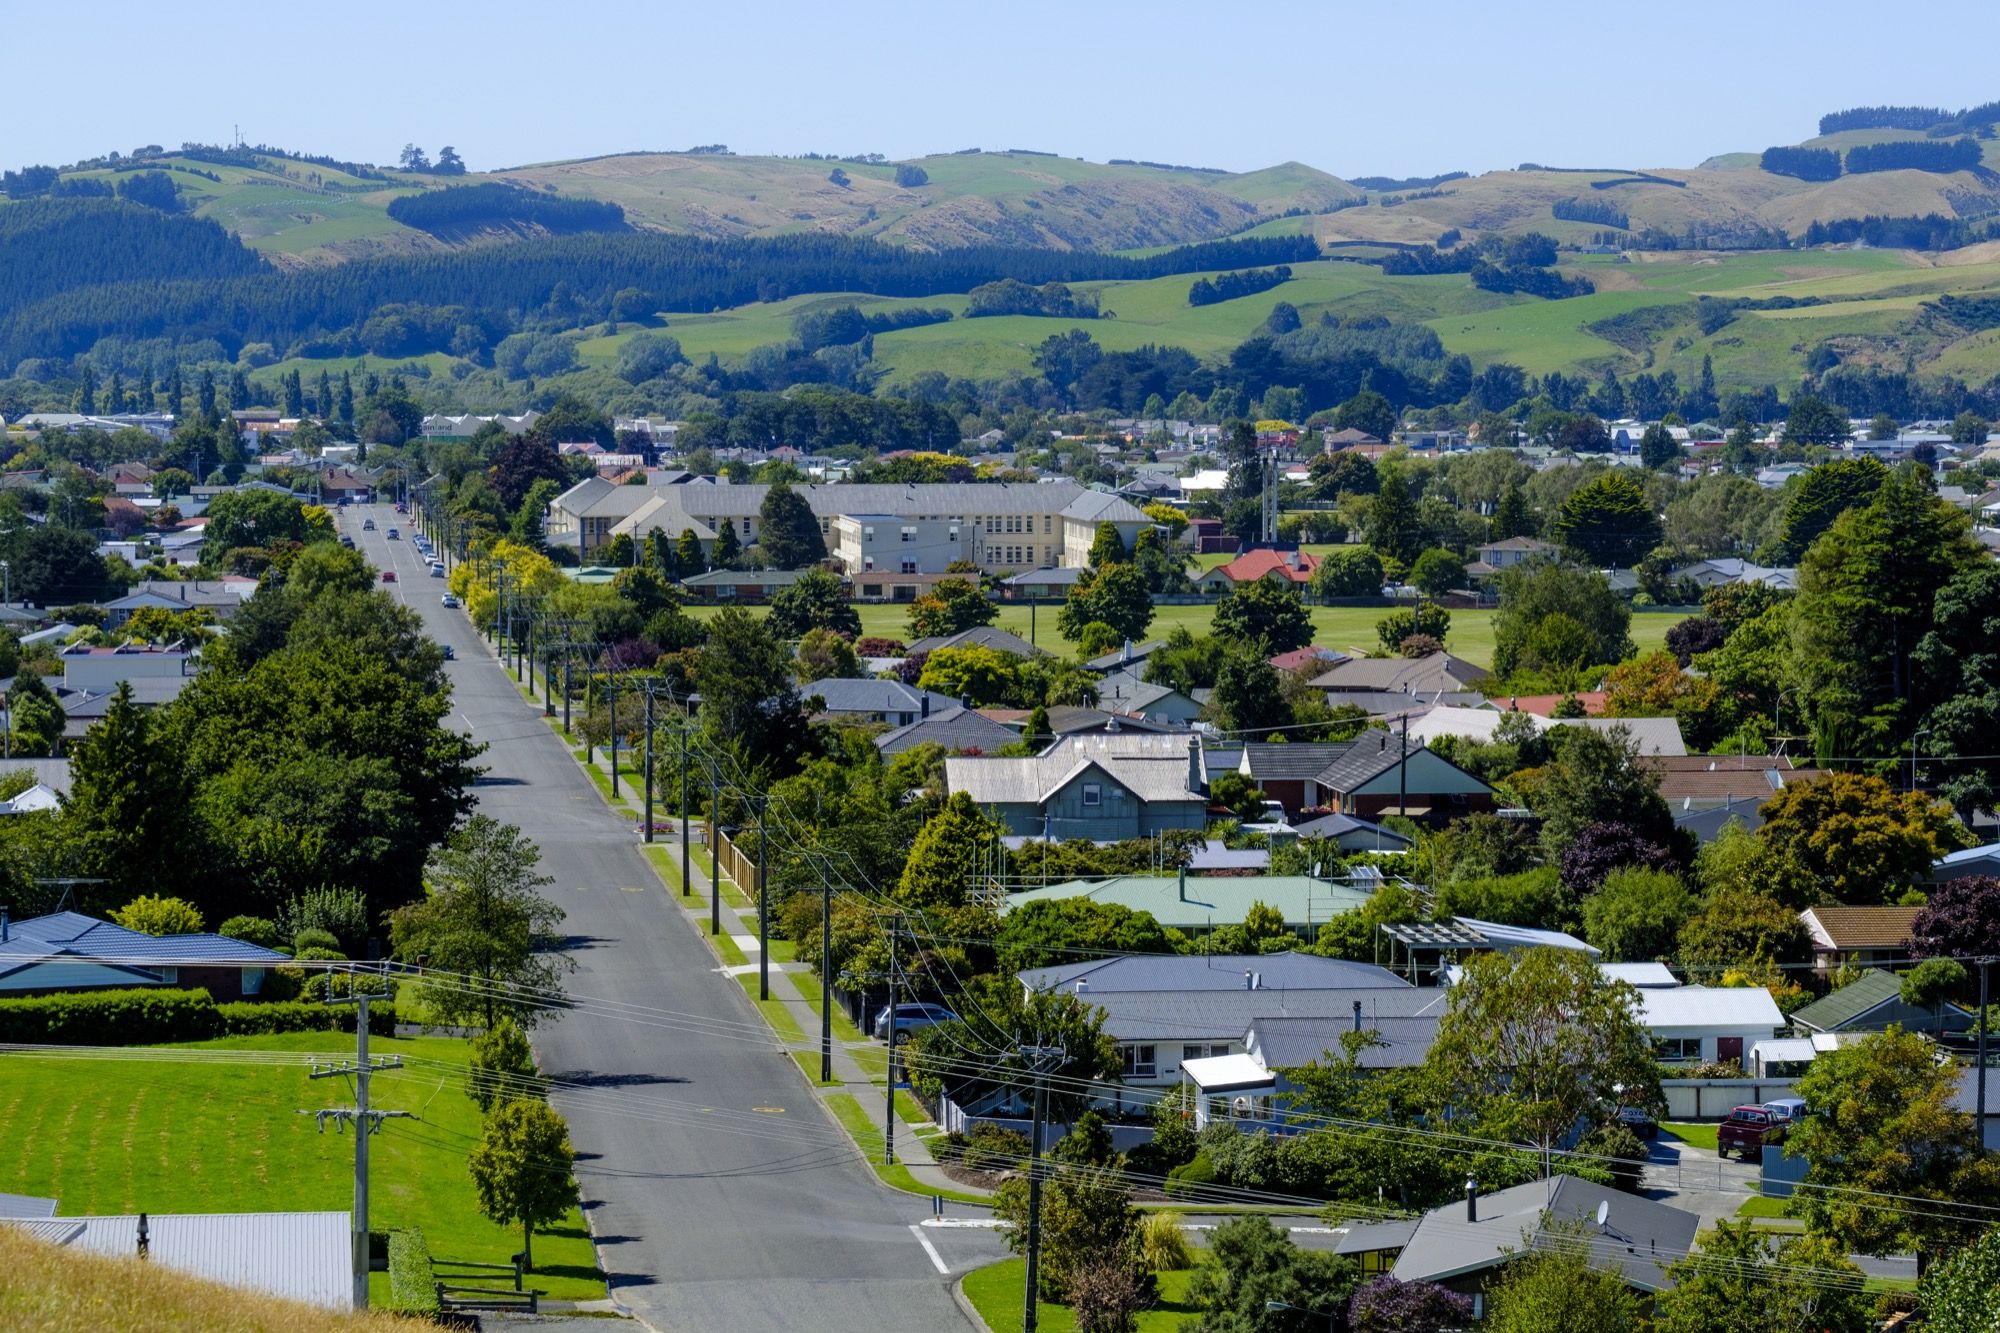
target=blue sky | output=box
[13,1,2000,178]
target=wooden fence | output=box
[710,820,762,897]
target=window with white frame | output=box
[1655,1037,1702,1062]
[1123,1045,1156,1078]
[1081,782,1102,807]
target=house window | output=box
[901,527,916,543]
[1181,1043,1227,1063]
[1123,1045,1156,1078]
[1081,783,1102,807]
[1655,1037,1702,1063]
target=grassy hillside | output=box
[554,246,2000,391]
[0,1223,425,1333]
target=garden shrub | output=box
[387,1228,440,1315]
[217,915,280,948]
[959,1123,1033,1172]
[0,988,394,1043]
[291,928,340,955]
[1164,1149,1215,1199]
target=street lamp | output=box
[1264,1299,1333,1329]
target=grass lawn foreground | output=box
[963,1257,1197,1333]
[0,1033,606,1305]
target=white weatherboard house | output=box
[1637,985,1785,1070]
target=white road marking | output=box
[909,1224,949,1274]
[923,1218,1004,1229]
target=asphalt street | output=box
[349,503,989,1332]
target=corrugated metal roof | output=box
[1392,1176,1696,1291]
[1071,985,1444,1042]
[22,1212,351,1309]
[1635,985,1783,1030]
[1250,1014,1441,1068]
[0,1192,58,1218]
[874,707,1018,758]
[1021,951,1405,994]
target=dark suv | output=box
[1717,1105,1783,1160]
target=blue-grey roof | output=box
[1004,567,1086,588]
[1243,741,1357,783]
[1068,985,1446,1044]
[1391,1175,1697,1292]
[15,1211,352,1309]
[907,626,1046,657]
[1022,950,1406,994]
[801,678,956,716]
[1250,1013,1440,1068]
[873,706,1020,757]
[0,911,287,969]
[0,1193,57,1218]
[1288,812,1412,848]
[1086,640,1167,672]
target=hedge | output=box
[0,987,395,1044]
[387,1227,440,1315]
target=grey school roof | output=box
[1021,950,1406,994]
[1391,1175,1697,1292]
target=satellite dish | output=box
[1595,1200,1610,1229]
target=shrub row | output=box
[387,1228,440,1315]
[0,987,395,1044]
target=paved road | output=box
[349,504,986,1332]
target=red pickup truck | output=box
[1717,1104,1784,1160]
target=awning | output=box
[1181,1053,1278,1096]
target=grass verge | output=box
[962,1258,1198,1333]
[820,1093,990,1206]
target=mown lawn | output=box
[963,1258,1199,1333]
[0,1034,605,1304]
[679,599,1683,672]
[1663,1121,1719,1152]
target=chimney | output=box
[960,694,972,710]
[1074,978,1088,995]
[1178,866,1187,902]
[1188,735,1204,796]
[1352,999,1362,1034]
[137,1212,150,1259]
[1466,1179,1478,1223]
[1121,638,1132,664]
[1243,970,1253,990]
[921,694,931,720]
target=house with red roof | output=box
[1195,548,1321,594]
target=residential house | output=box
[1309,740,1498,823]
[103,580,252,628]
[0,910,286,999]
[1092,672,1203,726]
[1390,1176,1698,1311]
[1934,842,2000,882]
[907,626,1046,658]
[947,734,1209,839]
[800,679,957,727]
[1003,871,1379,940]
[1667,557,1797,591]
[1637,986,1784,1070]
[1792,967,1972,1037]
[1322,428,1382,451]
[1642,755,1824,807]
[1235,743,1358,815]
[873,705,1018,758]
[1193,548,1321,595]
[1084,640,1167,674]
[1799,906,1922,975]
[1461,536,1558,584]
[999,567,1087,601]
[60,644,192,694]
[1310,653,1490,698]
[677,568,807,603]
[1286,811,1414,854]
[1268,646,1347,676]
[1409,706,1688,757]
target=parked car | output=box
[441,593,459,608]
[1616,1105,1659,1141]
[871,1002,958,1044]
[362,518,376,531]
[380,570,397,583]
[1761,1098,1808,1130]
[429,564,445,578]
[1717,1104,1783,1160]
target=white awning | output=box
[1181,1053,1277,1095]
